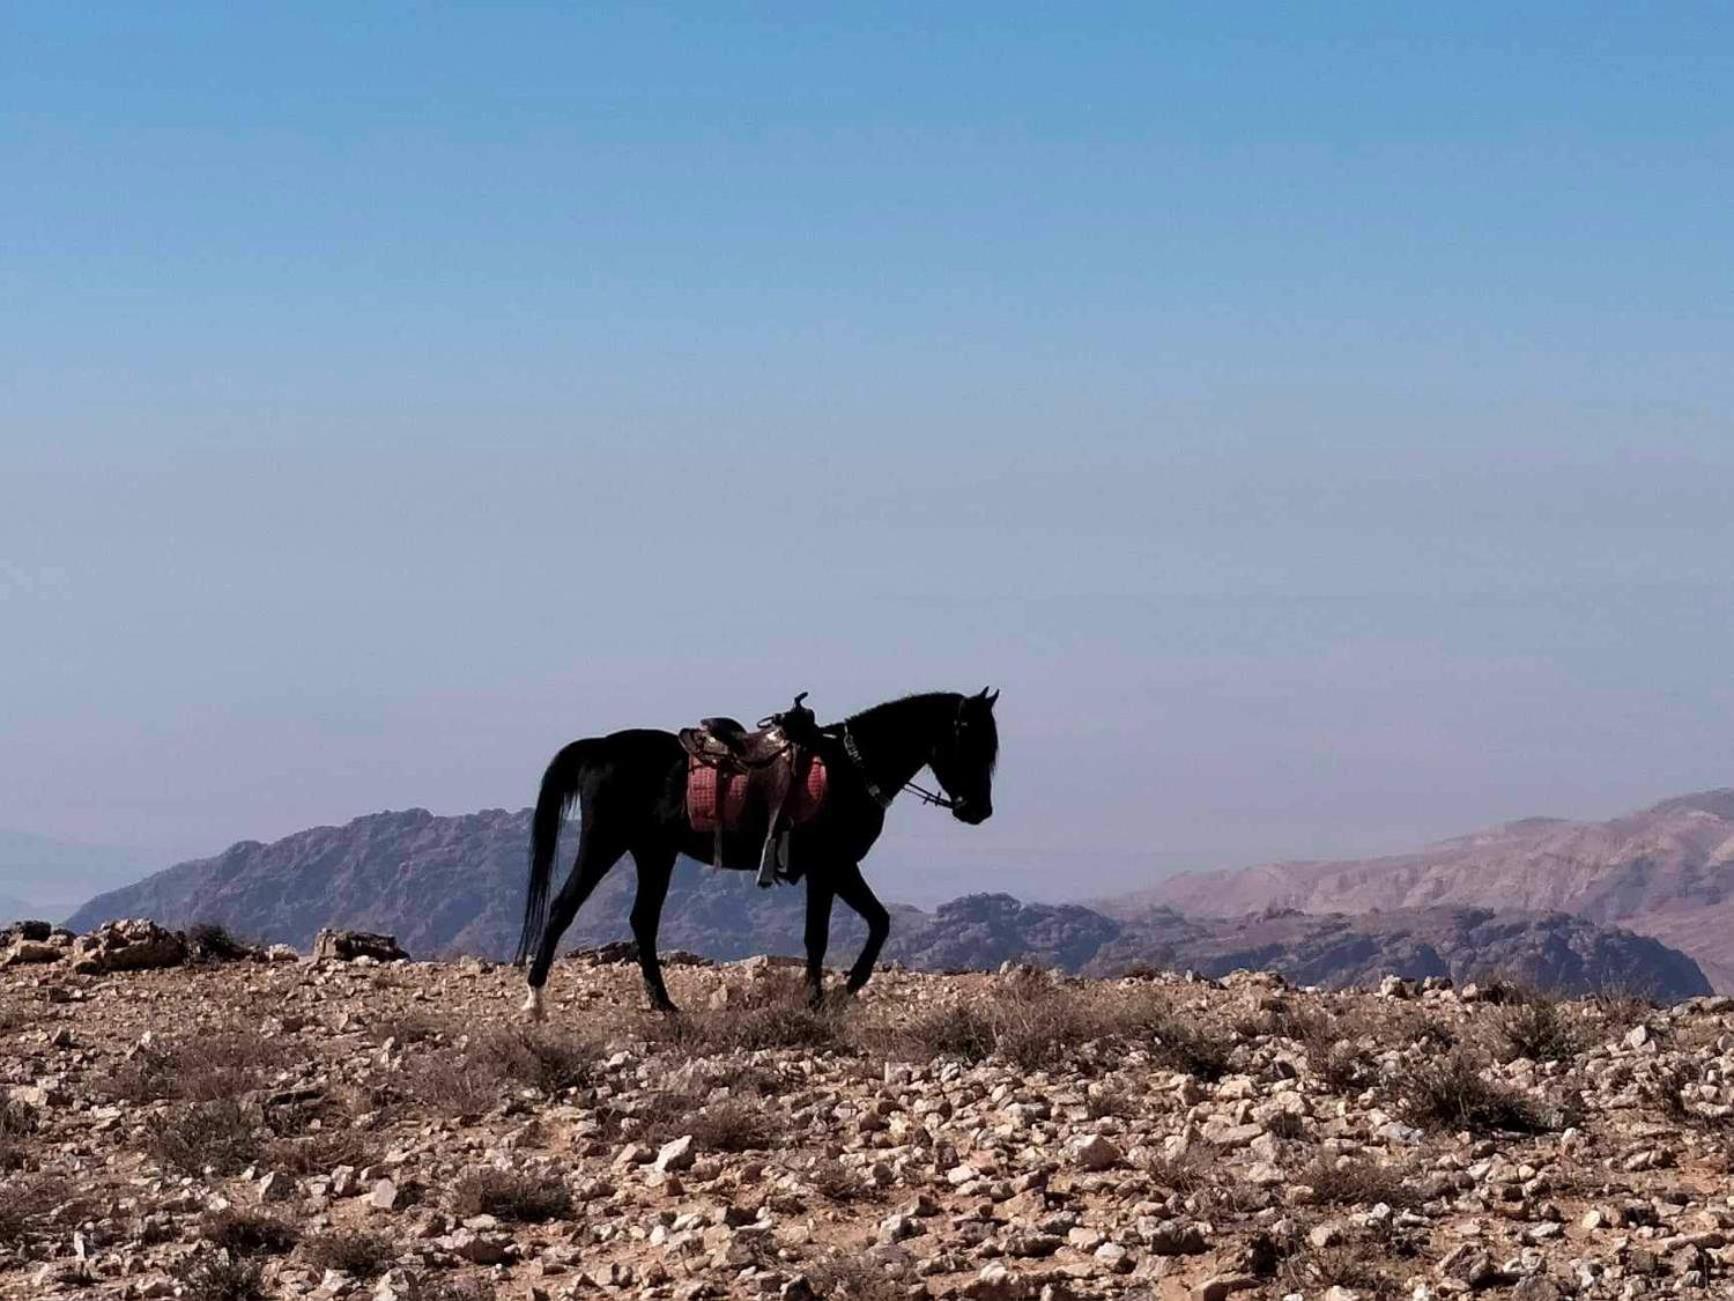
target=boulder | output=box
[69,919,188,973]
[313,929,409,963]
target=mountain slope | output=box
[63,808,1710,998]
[1129,788,1734,989]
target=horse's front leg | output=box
[804,877,836,1008]
[833,863,890,995]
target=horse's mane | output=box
[841,691,998,765]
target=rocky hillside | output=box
[6,945,1734,1299]
[61,809,1711,999]
[1129,788,1734,991]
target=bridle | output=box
[836,722,958,812]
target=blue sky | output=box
[3,4,1731,902]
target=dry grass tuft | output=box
[1282,1242,1400,1299]
[1394,1050,1556,1135]
[266,1126,382,1175]
[807,1156,874,1202]
[0,1174,71,1247]
[186,921,255,962]
[687,1096,786,1152]
[103,1030,293,1103]
[397,1050,501,1116]
[302,1229,399,1280]
[1297,1154,1425,1208]
[147,1099,265,1175]
[450,1168,573,1223]
[802,1253,909,1301]
[474,1026,599,1094]
[200,1207,300,1256]
[1494,993,1586,1063]
[171,1254,267,1301]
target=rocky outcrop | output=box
[312,928,409,963]
[67,918,187,973]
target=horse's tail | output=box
[514,739,596,967]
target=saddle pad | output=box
[687,754,828,833]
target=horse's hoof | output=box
[521,987,547,1023]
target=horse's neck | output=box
[844,696,949,792]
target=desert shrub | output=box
[688,1096,785,1152]
[807,1156,873,1202]
[475,1027,598,1094]
[200,1208,299,1256]
[303,1229,398,1280]
[1591,985,1657,1035]
[104,1030,291,1103]
[1394,1051,1555,1135]
[1140,1145,1210,1194]
[655,973,849,1054]
[397,1050,500,1116]
[0,1174,70,1247]
[802,1253,907,1301]
[186,922,254,962]
[1297,1154,1425,1208]
[171,1253,267,1301]
[266,1126,381,1174]
[0,1098,35,1170]
[148,1098,264,1175]
[1494,994,1585,1063]
[885,1002,998,1063]
[402,1278,496,1301]
[1282,1243,1399,1299]
[450,1168,572,1223]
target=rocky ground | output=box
[6,923,1734,1300]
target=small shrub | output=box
[688,1097,785,1153]
[266,1127,381,1175]
[450,1168,572,1223]
[403,1278,496,1301]
[148,1099,263,1175]
[0,1174,70,1247]
[1394,1051,1555,1135]
[0,1098,35,1171]
[1141,1145,1210,1194]
[807,1156,872,1202]
[303,1229,398,1280]
[1495,995,1585,1063]
[200,1208,300,1256]
[476,1027,597,1094]
[1282,1243,1399,1299]
[398,1050,500,1116]
[887,1003,997,1063]
[171,1253,267,1301]
[104,1031,290,1104]
[803,1253,907,1301]
[186,922,254,962]
[1297,1154,1424,1208]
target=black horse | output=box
[515,689,1000,1019]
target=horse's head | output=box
[929,687,999,824]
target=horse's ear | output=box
[981,687,999,709]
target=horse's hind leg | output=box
[523,825,626,1021]
[629,845,679,1013]
[833,863,890,995]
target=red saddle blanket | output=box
[687,753,828,833]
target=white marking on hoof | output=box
[521,986,546,1023]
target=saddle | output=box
[680,693,827,887]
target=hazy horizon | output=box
[5,6,1732,907]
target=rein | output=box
[836,723,957,812]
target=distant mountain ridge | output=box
[1127,787,1734,990]
[63,807,1710,999]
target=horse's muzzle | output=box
[952,801,992,825]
